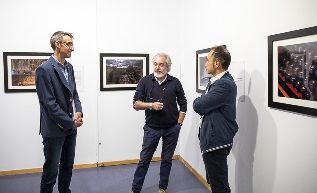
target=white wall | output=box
[0,0,98,168]
[179,1,317,193]
[95,0,182,162]
[1,0,317,193]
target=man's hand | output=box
[153,102,163,110]
[73,112,83,127]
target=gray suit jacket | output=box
[35,56,82,137]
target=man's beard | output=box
[154,70,167,78]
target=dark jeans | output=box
[131,123,181,193]
[202,146,232,193]
[40,131,77,193]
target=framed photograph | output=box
[100,53,149,91]
[3,52,51,93]
[196,48,212,93]
[268,26,317,116]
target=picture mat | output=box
[6,55,49,90]
[102,56,147,88]
[272,34,317,109]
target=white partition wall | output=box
[95,0,182,163]
[0,0,99,170]
[178,1,317,193]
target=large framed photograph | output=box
[3,52,51,93]
[268,26,317,116]
[100,53,149,91]
[196,48,212,93]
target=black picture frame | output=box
[100,53,149,91]
[3,52,51,93]
[196,48,212,93]
[268,26,317,116]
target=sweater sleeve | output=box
[176,79,187,113]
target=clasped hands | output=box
[73,112,83,127]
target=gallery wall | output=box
[178,1,317,193]
[1,0,317,193]
[0,0,182,169]
[95,0,183,163]
[0,0,99,170]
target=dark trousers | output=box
[40,131,77,193]
[131,124,181,193]
[202,146,232,193]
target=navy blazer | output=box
[193,72,238,153]
[35,56,82,137]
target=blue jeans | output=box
[40,131,77,193]
[202,146,232,193]
[131,123,181,193]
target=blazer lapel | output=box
[67,65,75,93]
[49,57,72,92]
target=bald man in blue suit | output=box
[35,31,83,193]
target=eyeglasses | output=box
[59,41,74,48]
[149,87,165,103]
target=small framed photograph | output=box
[100,53,149,91]
[3,52,51,93]
[268,26,317,116]
[196,48,212,93]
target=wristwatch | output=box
[149,102,153,110]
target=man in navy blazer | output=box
[35,31,83,193]
[193,45,238,193]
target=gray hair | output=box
[50,31,73,50]
[152,52,172,72]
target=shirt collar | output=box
[209,70,228,85]
[52,55,68,69]
[152,73,169,85]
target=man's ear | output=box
[215,60,221,68]
[55,41,61,49]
